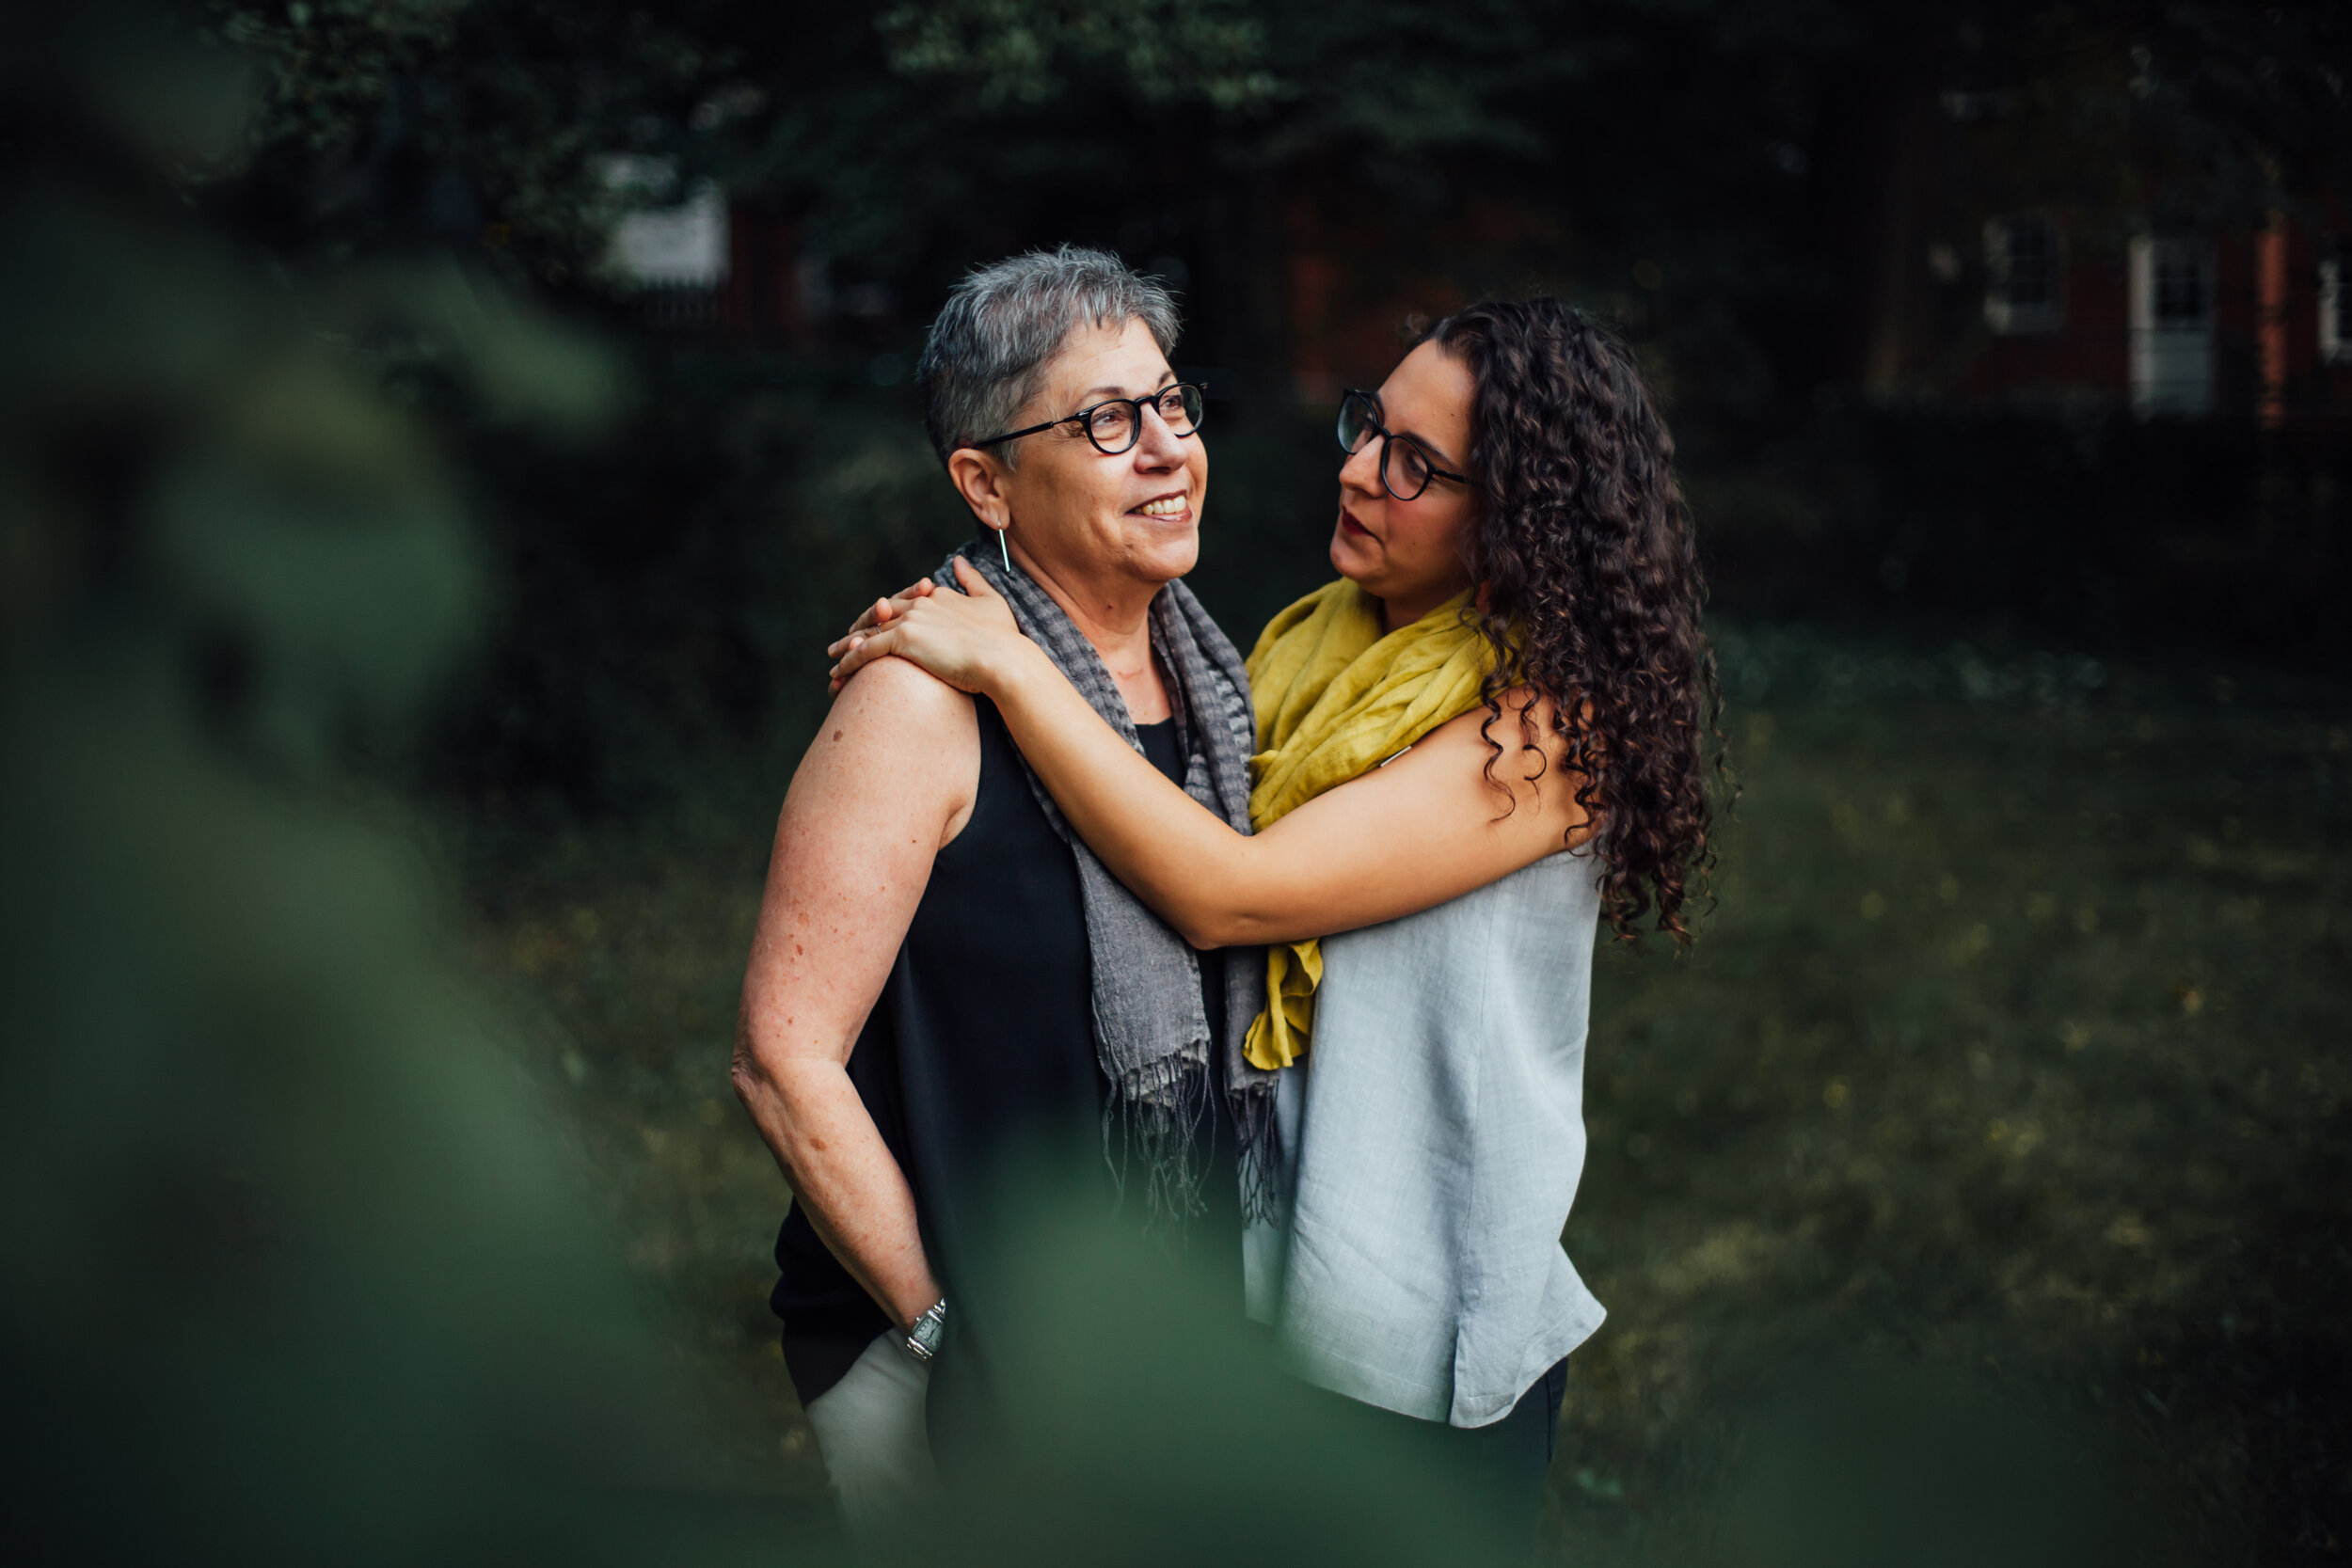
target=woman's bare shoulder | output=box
[835,647,978,721]
[787,654,980,831]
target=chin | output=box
[1131,529,1200,584]
[1327,528,1377,586]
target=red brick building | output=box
[1965,208,2352,426]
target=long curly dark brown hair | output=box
[1424,298,1724,943]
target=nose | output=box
[1131,400,1189,468]
[1338,434,1383,498]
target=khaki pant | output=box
[803,1330,940,1543]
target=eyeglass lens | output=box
[1337,391,1436,500]
[1083,385,1204,453]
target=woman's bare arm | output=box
[828,561,1590,949]
[989,653,1588,945]
[730,657,975,1331]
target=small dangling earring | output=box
[993,522,1010,572]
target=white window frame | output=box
[2128,229,2219,418]
[596,154,730,291]
[1983,214,2064,335]
[2323,243,2352,367]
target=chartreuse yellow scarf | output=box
[1239,579,1494,1071]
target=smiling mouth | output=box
[1131,493,1189,517]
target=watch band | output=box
[904,1298,947,1363]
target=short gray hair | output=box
[916,245,1181,468]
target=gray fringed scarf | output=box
[937,541,1278,1225]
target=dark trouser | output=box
[1314,1357,1570,1553]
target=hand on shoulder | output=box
[832,631,977,715]
[827,559,1030,697]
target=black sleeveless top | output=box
[771,699,1233,1405]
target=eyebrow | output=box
[1392,422,1463,470]
[1364,390,1463,470]
[1068,369,1178,406]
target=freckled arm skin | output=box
[730,657,977,1334]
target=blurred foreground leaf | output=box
[0,13,805,1561]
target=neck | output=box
[1375,569,1478,634]
[1377,589,1445,634]
[1009,541,1171,721]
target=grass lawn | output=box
[459,619,2350,1560]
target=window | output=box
[2149,236,2211,325]
[1984,214,2062,334]
[596,154,729,291]
[2324,240,2352,367]
[2128,230,2217,417]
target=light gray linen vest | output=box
[1242,847,1608,1428]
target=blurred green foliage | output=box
[214,0,723,275]
[208,0,2352,354]
[0,9,806,1559]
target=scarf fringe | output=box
[1232,1082,1280,1228]
[1100,1056,1283,1234]
[1102,1052,1211,1231]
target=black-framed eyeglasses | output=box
[973,382,1208,455]
[1337,388,1472,501]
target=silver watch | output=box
[904,1298,947,1363]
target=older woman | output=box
[731,247,1268,1537]
[829,298,1723,1531]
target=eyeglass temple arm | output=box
[971,384,1204,451]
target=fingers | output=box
[831,582,937,657]
[833,605,882,650]
[828,626,899,688]
[836,578,934,644]
[951,557,996,597]
[825,575,943,690]
[826,631,867,695]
